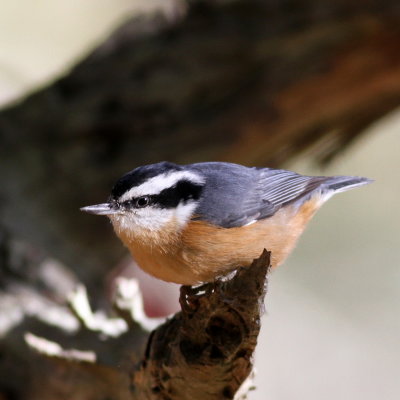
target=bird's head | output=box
[81,162,205,237]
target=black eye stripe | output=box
[120,180,203,209]
[155,180,203,208]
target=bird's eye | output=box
[136,196,150,208]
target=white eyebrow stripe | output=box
[119,170,205,202]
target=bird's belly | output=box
[114,198,320,285]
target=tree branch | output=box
[134,250,270,399]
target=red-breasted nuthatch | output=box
[81,161,371,285]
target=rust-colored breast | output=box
[112,197,322,285]
[112,217,190,284]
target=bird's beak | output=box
[80,203,121,216]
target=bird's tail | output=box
[303,175,372,206]
[322,175,373,194]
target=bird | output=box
[81,161,372,285]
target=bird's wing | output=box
[189,163,327,228]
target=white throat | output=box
[109,201,198,237]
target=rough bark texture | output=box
[133,252,269,400]
[0,0,398,398]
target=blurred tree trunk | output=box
[0,0,399,399]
